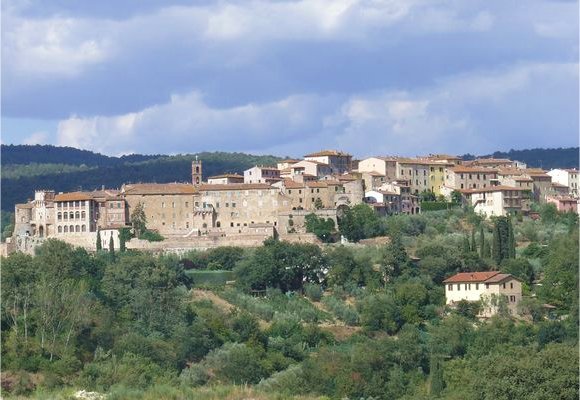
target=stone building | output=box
[122,183,197,237]
[460,186,528,217]
[304,150,353,174]
[547,169,579,197]
[244,166,281,184]
[444,166,499,191]
[207,174,244,185]
[13,190,55,238]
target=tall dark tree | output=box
[382,232,409,280]
[131,202,147,237]
[492,217,512,265]
[479,225,485,258]
[470,229,477,253]
[507,216,516,259]
[109,234,115,255]
[429,355,445,397]
[96,230,102,251]
[462,235,471,254]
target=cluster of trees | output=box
[1,205,578,398]
[1,145,282,212]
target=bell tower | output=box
[192,156,202,185]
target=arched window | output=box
[63,213,68,220]
[81,211,86,220]
[69,212,74,220]
[58,226,62,233]
[57,212,62,221]
[196,166,200,173]
[216,221,221,228]
[64,226,68,233]
[75,225,80,232]
[75,211,80,219]
[82,225,86,232]
[70,225,74,232]
[202,223,207,228]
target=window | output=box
[448,284,453,291]
[217,221,221,228]
[457,284,461,291]
[510,282,513,289]
[161,202,165,208]
[109,203,114,209]
[485,283,490,289]
[75,225,80,232]
[58,212,62,221]
[502,283,506,289]
[82,225,86,232]
[81,211,86,219]
[226,203,229,207]
[464,284,468,290]
[58,226,62,233]
[475,283,479,290]
[75,211,80,219]
[64,226,68,233]
[509,295,516,302]
[64,213,68,221]
[185,202,189,208]
[172,202,175,208]
[288,190,292,194]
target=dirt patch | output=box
[319,324,362,341]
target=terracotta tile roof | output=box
[199,183,274,191]
[425,154,462,160]
[207,174,244,179]
[449,166,499,174]
[471,158,513,165]
[551,182,568,188]
[459,185,526,194]
[279,159,301,163]
[512,176,533,182]
[54,191,95,201]
[304,150,352,157]
[281,180,305,189]
[16,203,35,209]
[363,171,386,177]
[443,271,499,283]
[483,273,520,283]
[123,183,197,195]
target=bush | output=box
[185,270,235,287]
[139,230,165,242]
[322,295,360,326]
[304,283,323,302]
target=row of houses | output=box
[9,150,578,253]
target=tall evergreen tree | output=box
[109,234,115,255]
[492,222,501,265]
[508,216,516,259]
[479,225,485,257]
[96,230,102,251]
[430,354,445,397]
[471,229,477,252]
[382,232,409,280]
[462,235,471,254]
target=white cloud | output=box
[55,62,578,157]
[23,131,49,145]
[57,91,339,155]
[2,14,111,78]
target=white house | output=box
[460,186,528,218]
[547,169,579,197]
[443,271,522,317]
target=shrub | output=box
[139,230,165,242]
[304,283,323,302]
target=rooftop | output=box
[443,271,518,284]
[304,150,352,157]
[122,183,196,195]
[207,174,244,179]
[198,183,274,191]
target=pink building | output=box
[546,195,578,213]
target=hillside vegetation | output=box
[0,145,282,211]
[1,206,578,399]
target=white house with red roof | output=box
[443,271,522,317]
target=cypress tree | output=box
[492,222,501,265]
[507,216,516,258]
[109,234,115,254]
[462,235,471,254]
[96,230,102,251]
[120,234,126,252]
[483,239,491,259]
[430,355,445,396]
[479,225,485,257]
[471,229,477,253]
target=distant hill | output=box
[1,145,578,211]
[1,145,282,211]
[462,147,578,169]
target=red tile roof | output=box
[449,166,499,173]
[199,183,274,191]
[207,174,244,179]
[122,183,197,195]
[443,271,520,283]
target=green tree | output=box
[479,225,485,258]
[119,227,132,252]
[381,232,409,280]
[338,204,383,242]
[492,216,513,265]
[109,234,115,255]
[451,190,462,205]
[470,229,477,253]
[305,213,335,243]
[429,355,445,397]
[131,202,147,237]
[314,198,324,210]
[96,229,102,251]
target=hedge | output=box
[421,201,455,211]
[185,270,235,286]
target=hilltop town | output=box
[7,150,579,255]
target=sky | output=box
[1,0,578,158]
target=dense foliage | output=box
[1,146,282,211]
[1,207,578,399]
